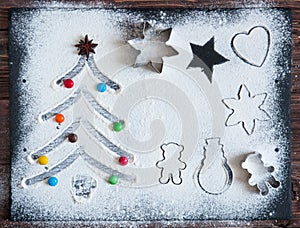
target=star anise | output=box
[75,35,98,60]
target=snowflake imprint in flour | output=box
[9,7,292,221]
[222,84,271,135]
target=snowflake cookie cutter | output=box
[156,142,187,185]
[128,21,178,73]
[222,84,271,135]
[242,152,280,196]
[197,138,233,195]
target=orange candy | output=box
[55,114,65,123]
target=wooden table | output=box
[0,0,300,226]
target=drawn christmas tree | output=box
[23,35,135,187]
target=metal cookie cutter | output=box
[197,138,233,195]
[242,152,280,196]
[128,21,178,73]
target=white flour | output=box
[9,5,292,221]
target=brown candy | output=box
[68,133,78,143]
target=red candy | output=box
[119,156,128,166]
[64,79,74,88]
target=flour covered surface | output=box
[9,7,292,221]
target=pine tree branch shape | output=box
[55,55,120,91]
[24,146,135,186]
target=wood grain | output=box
[1,0,300,226]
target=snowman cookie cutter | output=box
[197,138,233,195]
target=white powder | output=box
[9,5,292,221]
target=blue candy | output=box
[97,83,107,92]
[48,177,58,186]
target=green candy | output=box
[113,122,123,132]
[109,175,118,185]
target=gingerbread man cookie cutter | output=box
[242,152,280,196]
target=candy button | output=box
[109,175,118,185]
[68,133,78,143]
[64,79,74,88]
[38,155,48,165]
[55,114,65,123]
[113,122,123,132]
[119,156,128,166]
[97,83,107,92]
[48,177,58,186]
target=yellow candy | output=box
[38,155,48,165]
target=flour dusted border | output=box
[9,7,292,221]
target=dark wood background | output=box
[0,0,300,227]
